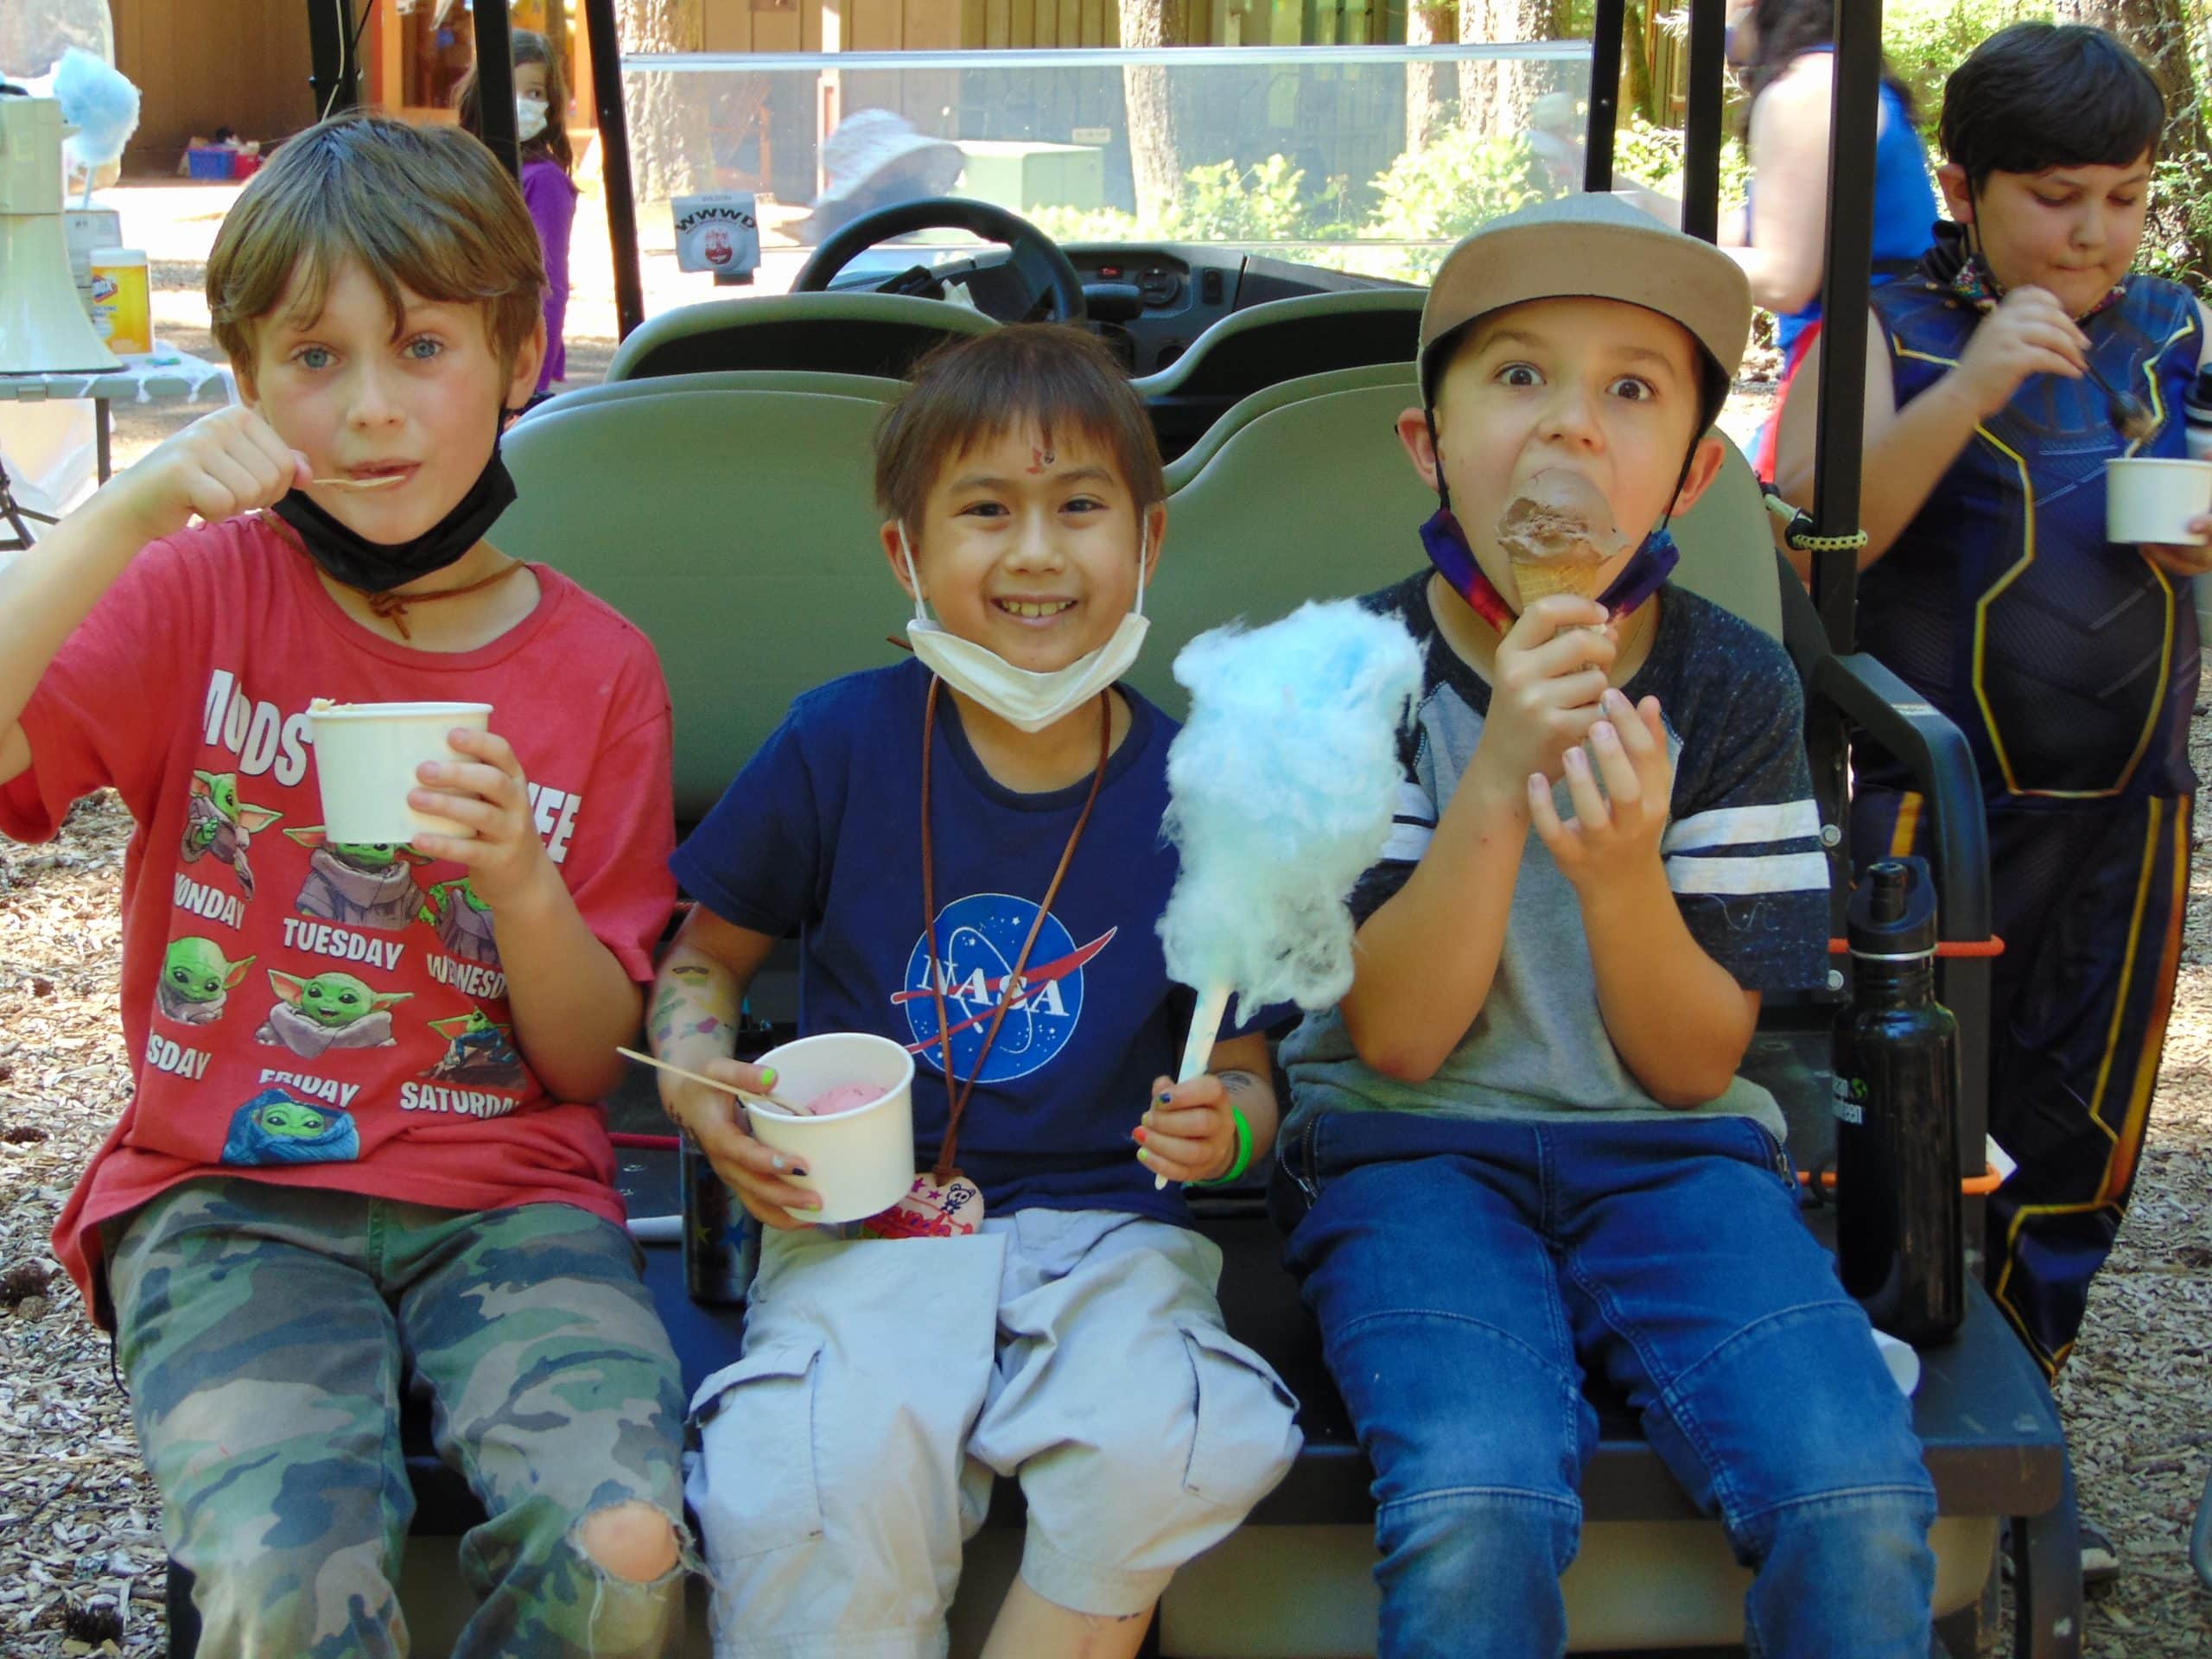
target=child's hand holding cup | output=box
[307,700,493,842]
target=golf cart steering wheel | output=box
[791,198,1088,324]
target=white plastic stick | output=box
[1155,979,1233,1189]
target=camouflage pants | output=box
[107,1179,690,1659]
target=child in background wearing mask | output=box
[455,29,579,399]
[653,325,1301,1659]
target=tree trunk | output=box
[618,0,714,203]
[1457,0,1563,137]
[2061,0,2210,280]
[1405,0,1456,151]
[1121,0,1186,226]
[1622,0,1657,124]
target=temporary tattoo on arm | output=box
[1217,1069,1262,1098]
[651,956,741,1054]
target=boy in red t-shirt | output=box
[0,115,687,1655]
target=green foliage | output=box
[1178,154,1313,243]
[1361,124,1549,279]
[1611,113,1751,213]
[1881,0,2039,134]
[1029,154,1324,245]
[1026,203,1151,243]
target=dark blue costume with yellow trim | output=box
[1854,268,2202,1375]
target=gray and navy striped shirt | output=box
[1280,573,1829,1147]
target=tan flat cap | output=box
[1419,191,1752,412]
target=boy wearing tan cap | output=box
[1272,194,1937,1657]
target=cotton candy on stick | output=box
[1153,600,1424,1185]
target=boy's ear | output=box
[1142,499,1167,580]
[1936,162,1975,225]
[1396,407,1443,494]
[880,519,921,601]
[503,316,548,411]
[1669,434,1730,518]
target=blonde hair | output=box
[207,112,544,383]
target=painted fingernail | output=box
[1135,1147,1156,1167]
[759,1067,778,1089]
[771,1154,788,1171]
[1134,1126,1150,1143]
[1155,1091,1173,1105]
[791,1166,809,1179]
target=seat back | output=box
[1670,436,1782,640]
[605,292,995,383]
[1162,363,1417,494]
[1140,375,1431,717]
[1131,289,1426,409]
[524,368,906,417]
[493,385,892,824]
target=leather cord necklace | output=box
[919,677,1109,1184]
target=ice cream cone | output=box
[1509,558,1607,606]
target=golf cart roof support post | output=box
[1808,0,1882,655]
[474,2,523,179]
[306,0,360,121]
[1581,0,1624,194]
[1679,0,1725,243]
[582,0,646,340]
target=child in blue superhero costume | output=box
[1775,21,2211,1578]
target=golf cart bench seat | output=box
[359,1108,2069,1658]
[168,368,2079,1659]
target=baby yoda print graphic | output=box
[255,969,414,1058]
[423,1009,528,1091]
[182,772,282,899]
[419,879,500,968]
[286,830,431,932]
[156,938,257,1026]
[220,1088,362,1166]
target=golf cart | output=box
[164,3,2082,1653]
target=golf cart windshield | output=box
[616,41,1595,303]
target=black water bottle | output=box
[1833,856,1964,1344]
[682,1133,758,1306]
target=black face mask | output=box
[271,440,518,594]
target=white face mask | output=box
[515,96,550,143]
[899,522,1151,734]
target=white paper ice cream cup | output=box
[747,1031,918,1224]
[1871,1330,1921,1397]
[2106,456,2212,546]
[308,701,493,843]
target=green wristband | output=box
[1192,1104,1254,1188]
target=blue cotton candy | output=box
[52,48,139,170]
[1157,599,1424,1021]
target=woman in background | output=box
[1725,0,1937,479]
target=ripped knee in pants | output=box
[575,1499,686,1583]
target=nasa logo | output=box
[897,894,1115,1084]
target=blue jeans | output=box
[1276,1111,1937,1659]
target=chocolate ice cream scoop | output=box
[1497,470,1624,601]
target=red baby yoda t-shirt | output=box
[0,516,677,1320]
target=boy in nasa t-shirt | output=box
[652,326,1301,1659]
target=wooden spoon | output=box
[311,473,407,491]
[615,1046,808,1116]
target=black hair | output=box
[1738,0,1916,139]
[1940,22,2164,188]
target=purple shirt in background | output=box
[521,156,580,391]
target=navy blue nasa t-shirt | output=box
[672,658,1264,1224]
